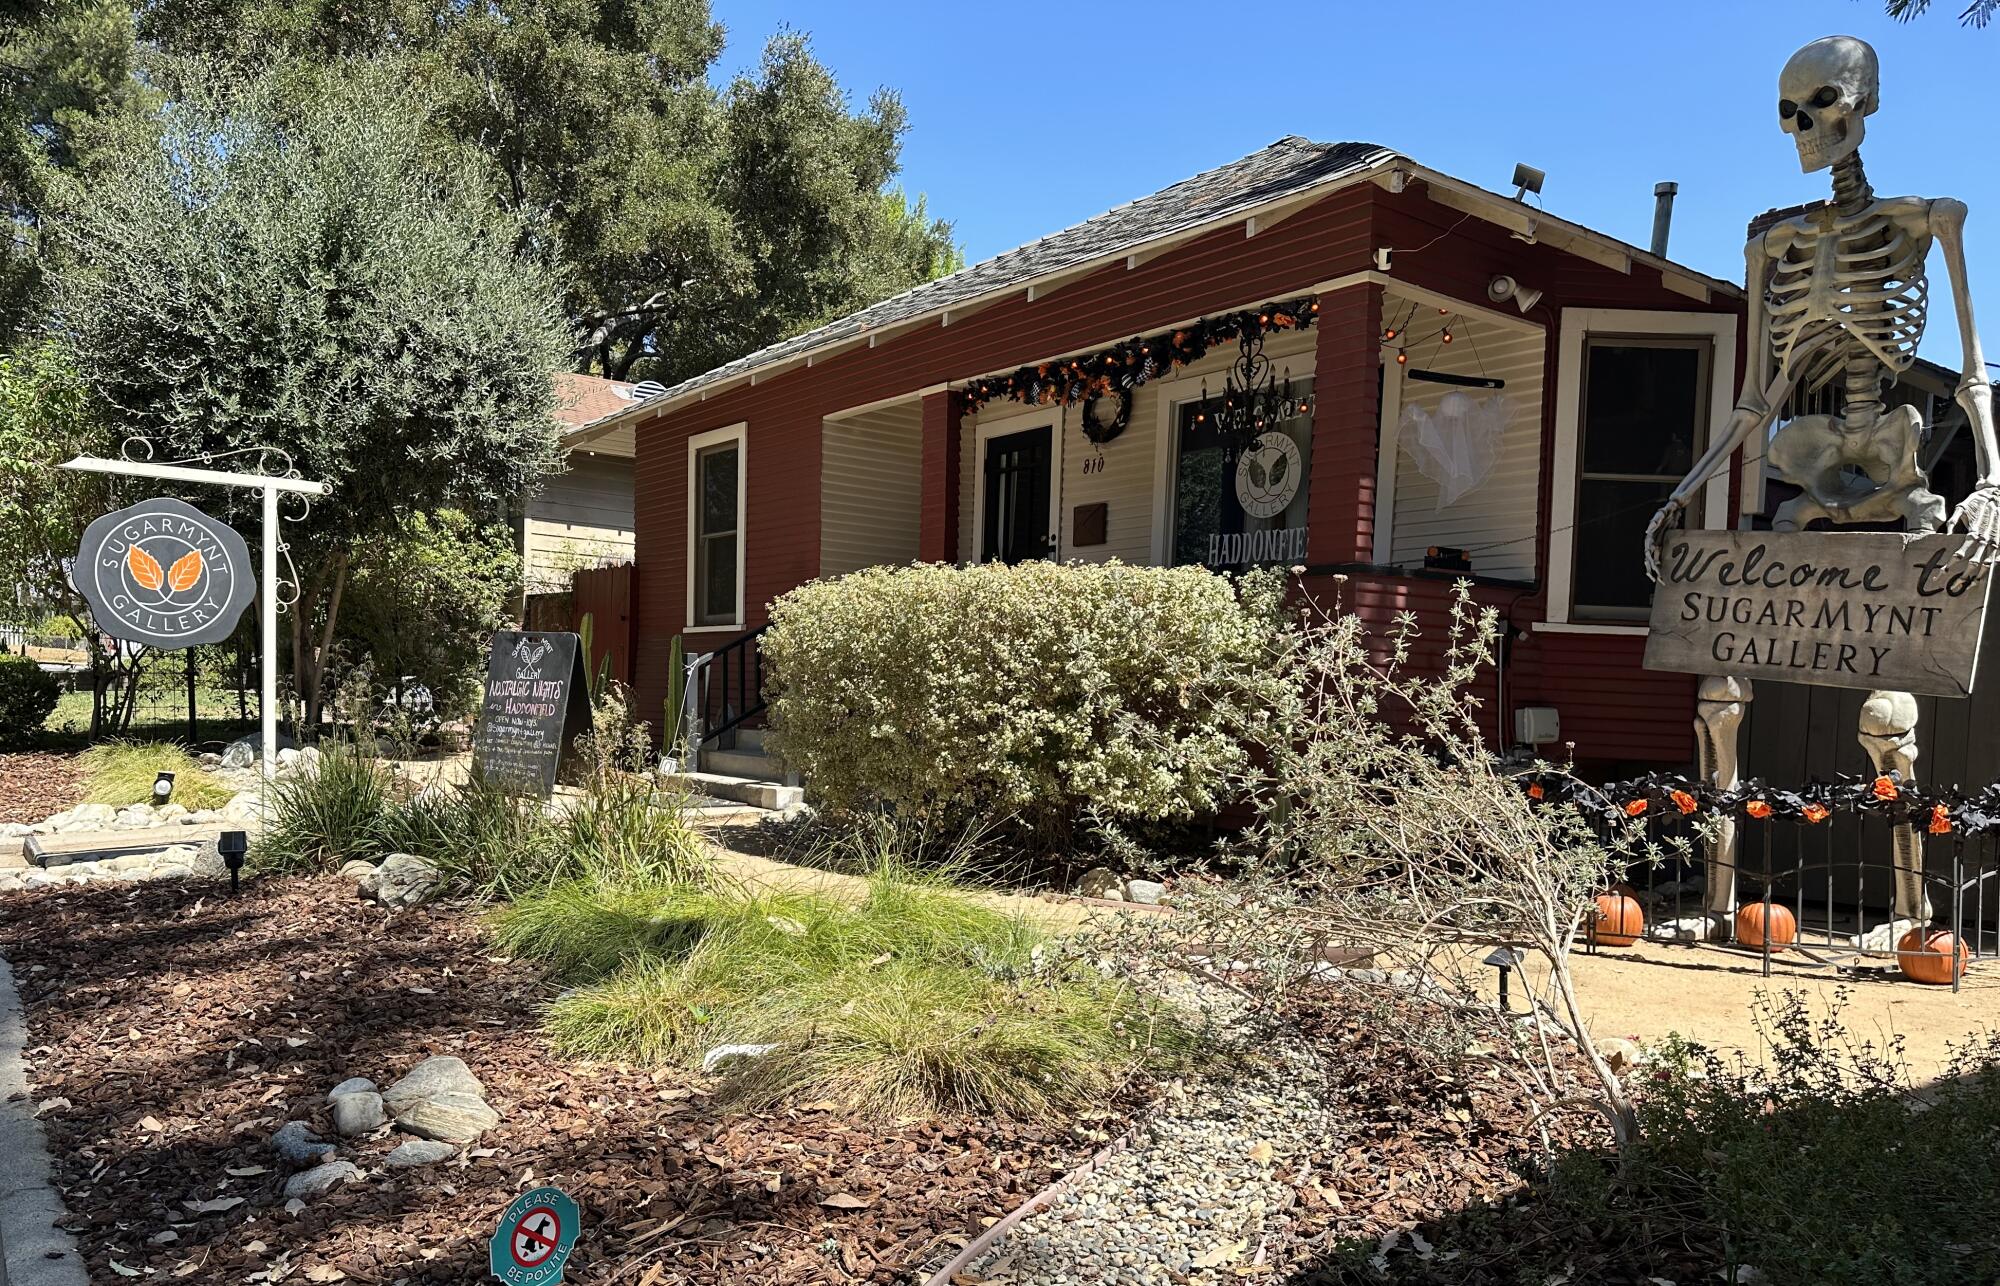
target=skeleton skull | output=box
[1778,35,1878,173]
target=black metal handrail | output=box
[694,624,769,751]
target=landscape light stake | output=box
[1484,946,1525,1014]
[219,830,247,896]
[153,771,174,805]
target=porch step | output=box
[734,727,768,754]
[701,747,780,780]
[662,771,803,812]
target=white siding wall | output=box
[525,452,635,591]
[821,407,923,576]
[1383,315,1545,582]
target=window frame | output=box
[1543,309,1738,632]
[1569,335,1715,621]
[684,422,748,634]
[1149,348,1318,565]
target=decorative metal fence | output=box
[1532,769,2000,992]
[89,636,260,747]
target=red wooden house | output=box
[564,137,1759,778]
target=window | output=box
[1570,340,1710,619]
[1169,378,1313,572]
[686,424,745,629]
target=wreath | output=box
[1080,384,1131,444]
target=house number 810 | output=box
[1082,456,1106,475]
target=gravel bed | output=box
[964,1040,1336,1284]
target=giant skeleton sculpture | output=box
[1642,34,2000,945]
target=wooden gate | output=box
[571,562,636,687]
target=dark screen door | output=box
[981,426,1053,563]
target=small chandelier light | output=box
[1196,325,1313,442]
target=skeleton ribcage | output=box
[1766,212,1928,399]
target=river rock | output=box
[368,853,441,908]
[221,793,265,824]
[331,1091,385,1137]
[1123,879,1168,906]
[384,1139,457,1168]
[1076,867,1124,900]
[328,1077,377,1102]
[283,1160,360,1199]
[64,803,117,830]
[383,1055,498,1143]
[393,1092,499,1144]
[270,1121,336,1168]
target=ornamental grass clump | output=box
[497,860,1183,1121]
[80,739,235,811]
[760,560,1292,848]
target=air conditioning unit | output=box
[1514,706,1560,746]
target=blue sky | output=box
[713,0,1999,369]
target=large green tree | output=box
[46,55,571,727]
[130,2,960,382]
[0,0,142,341]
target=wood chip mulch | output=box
[0,877,1106,1284]
[0,750,85,826]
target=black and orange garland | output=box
[1525,770,2000,838]
[958,296,1320,417]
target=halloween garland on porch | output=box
[958,296,1320,445]
[1522,768,2000,839]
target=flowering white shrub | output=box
[761,560,1289,845]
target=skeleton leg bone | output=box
[1856,689,1931,953]
[1661,675,1751,942]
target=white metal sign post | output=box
[59,454,330,783]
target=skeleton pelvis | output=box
[1767,403,1945,530]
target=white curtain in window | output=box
[1400,391,1510,508]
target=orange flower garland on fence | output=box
[1802,803,1830,824]
[1873,775,1900,801]
[1745,800,1773,819]
[1624,798,1648,817]
[1671,789,1698,815]
[1929,803,1953,835]
[1527,782,1544,801]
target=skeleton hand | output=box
[1949,484,2000,567]
[1643,496,1688,582]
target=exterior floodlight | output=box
[1488,274,1543,314]
[153,771,175,804]
[218,829,248,895]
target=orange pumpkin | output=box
[1734,901,1797,950]
[1896,926,1969,986]
[1590,892,1645,947]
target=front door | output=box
[981,426,1053,563]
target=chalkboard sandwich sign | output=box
[1644,530,1993,698]
[472,631,592,796]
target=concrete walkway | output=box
[0,956,88,1286]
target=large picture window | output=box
[1170,378,1313,572]
[686,424,745,629]
[1571,340,1710,618]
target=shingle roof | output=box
[640,137,1396,409]
[552,372,639,430]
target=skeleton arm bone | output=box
[1644,236,1799,582]
[1932,197,2000,564]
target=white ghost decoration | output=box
[1400,391,1509,509]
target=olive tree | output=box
[46,55,570,728]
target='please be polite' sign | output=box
[1643,530,1993,698]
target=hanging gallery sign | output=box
[1643,530,1992,697]
[472,631,592,796]
[71,496,257,649]
[1171,393,1313,572]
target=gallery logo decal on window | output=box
[1174,381,1312,572]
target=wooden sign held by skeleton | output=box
[1642,34,2000,946]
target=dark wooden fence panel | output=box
[572,562,636,688]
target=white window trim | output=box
[970,415,1062,563]
[685,421,747,634]
[1546,308,1738,627]
[1147,352,1319,565]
